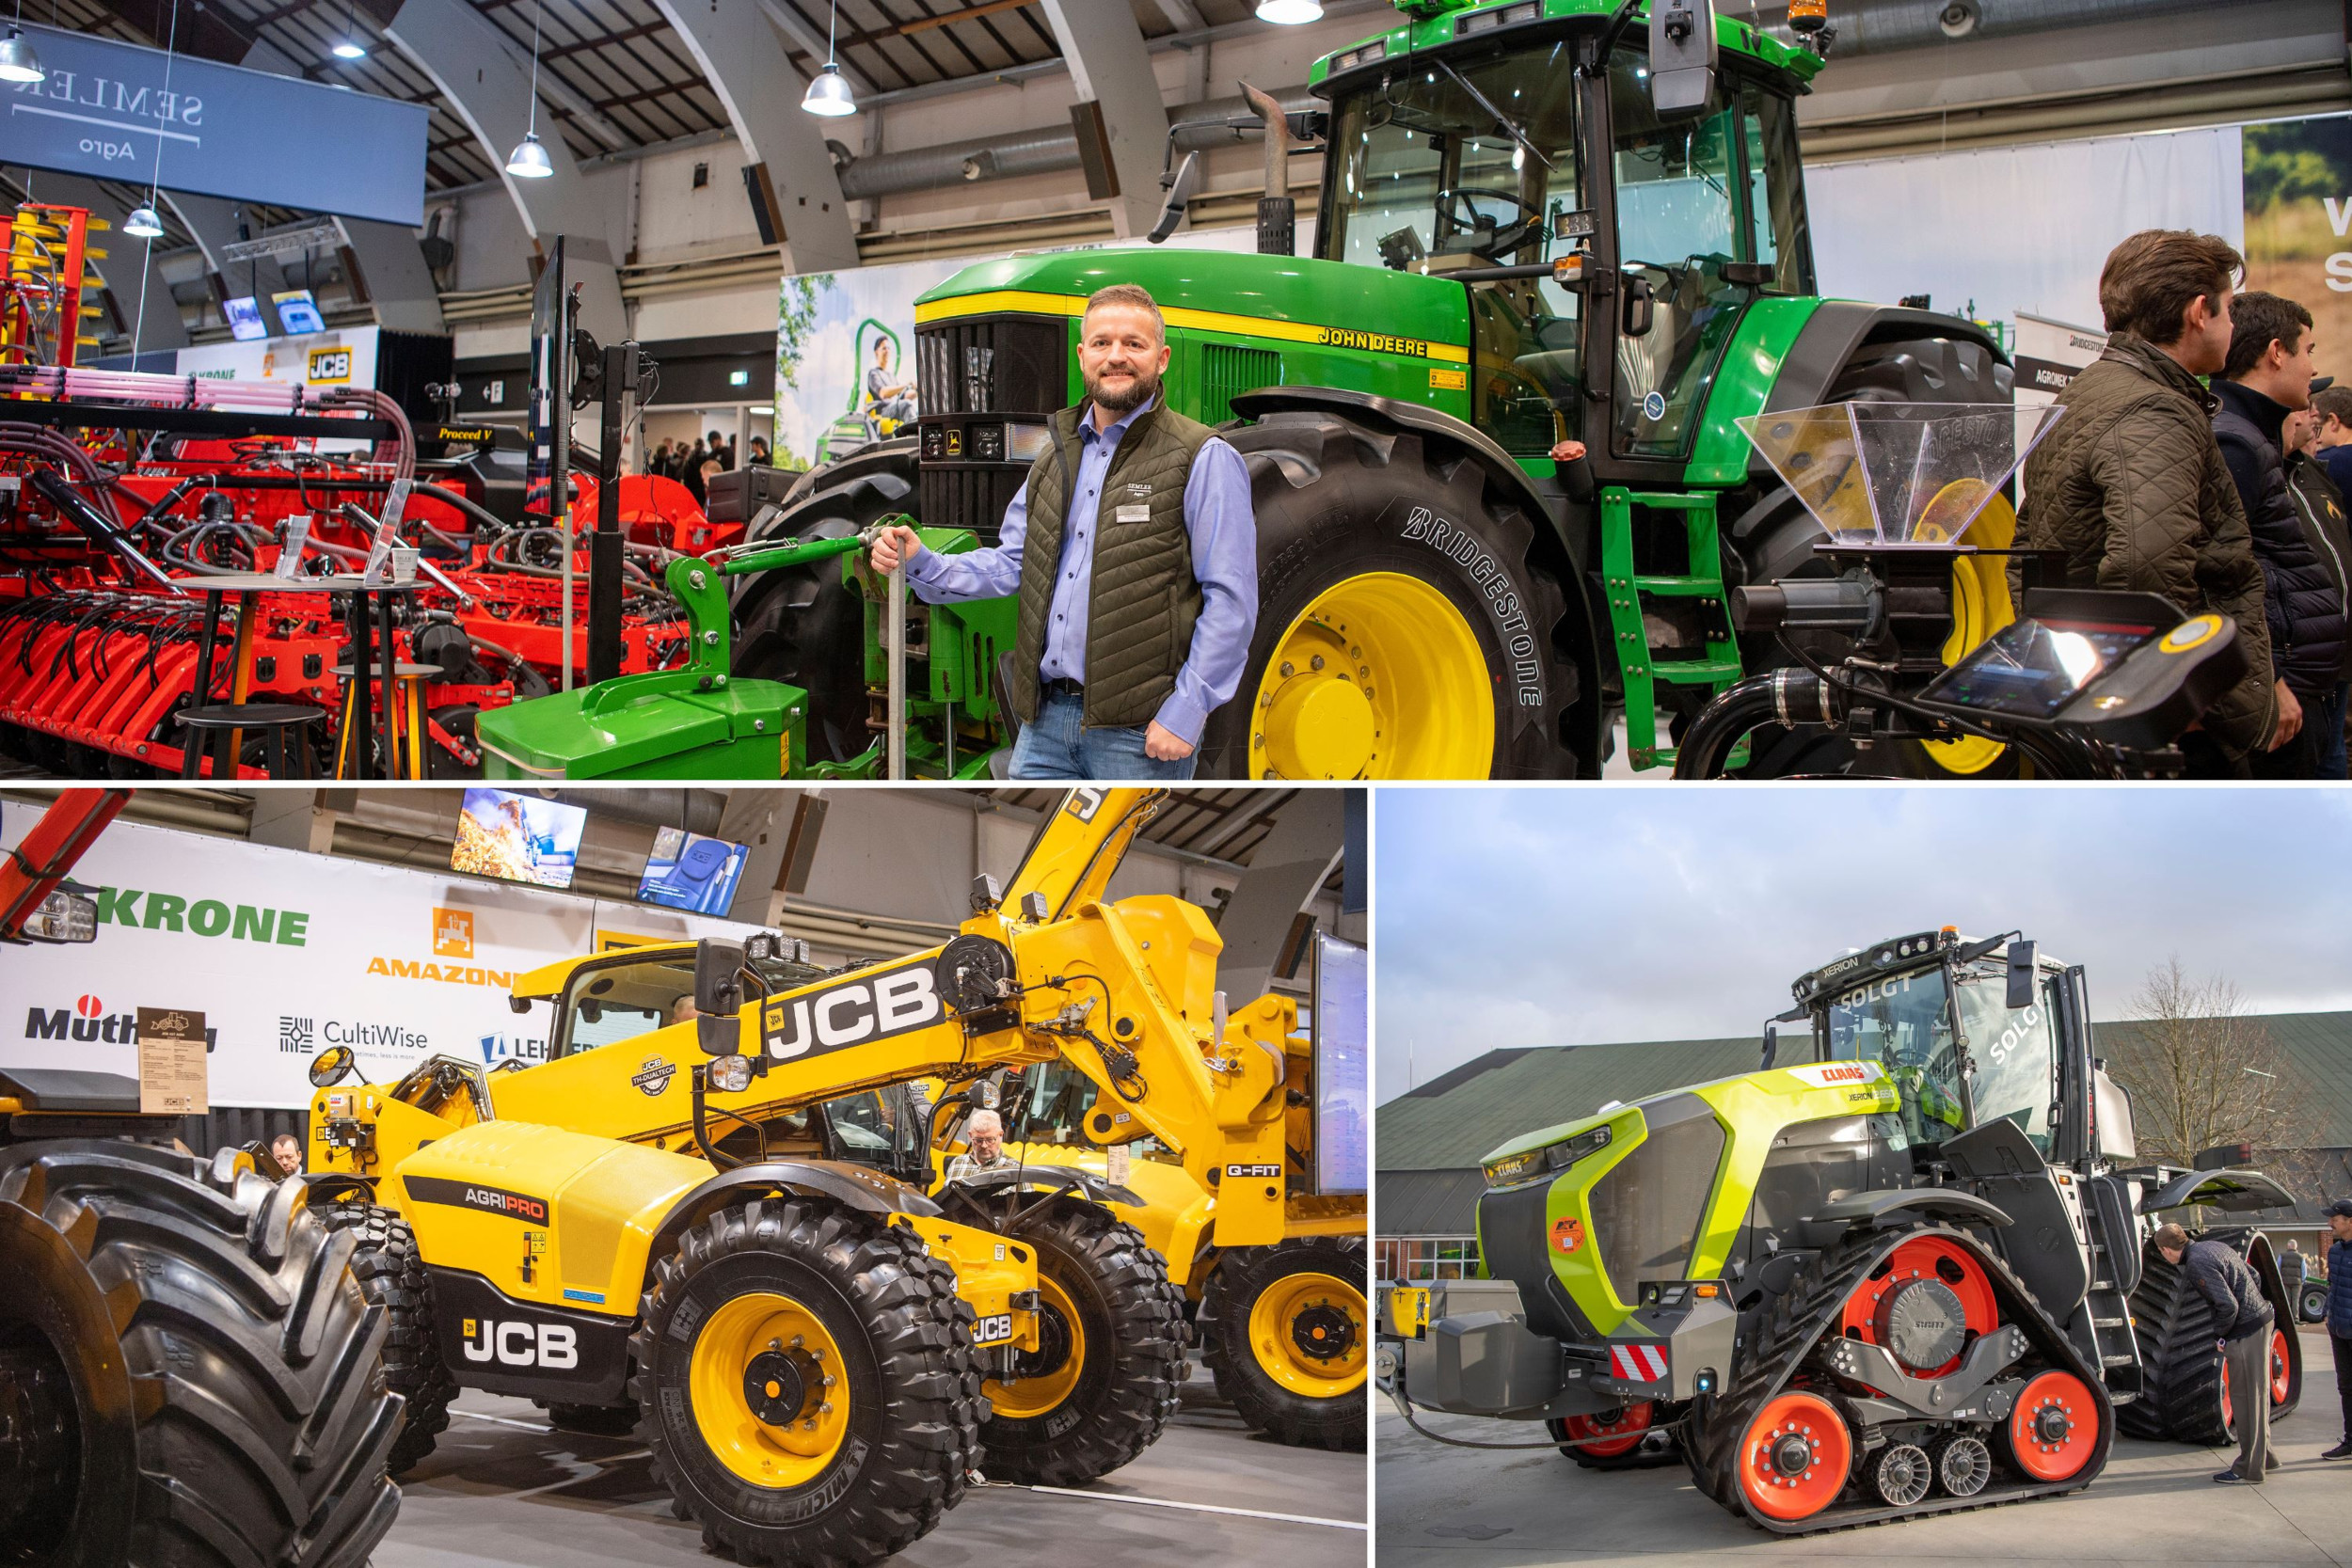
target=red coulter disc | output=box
[1556,1402,1652,1459]
[2271,1327,2292,1406]
[1737,1391,1851,1522]
[1837,1233,2000,1379]
[2007,1370,2098,1481]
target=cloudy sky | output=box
[1375,786,2352,1103]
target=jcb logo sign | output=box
[762,959,942,1060]
[461,1318,579,1370]
[973,1313,1014,1345]
[308,347,353,383]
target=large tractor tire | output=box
[0,1142,405,1568]
[2119,1227,2299,1445]
[979,1196,1187,1485]
[631,1195,985,1568]
[1201,1235,1368,1451]
[730,440,917,763]
[316,1200,458,1474]
[1202,411,1588,780]
[1727,331,2018,779]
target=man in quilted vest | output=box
[871,284,1256,779]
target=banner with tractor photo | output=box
[2243,114,2352,388]
[771,226,1263,470]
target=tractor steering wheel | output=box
[1438,186,1548,261]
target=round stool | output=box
[174,704,326,780]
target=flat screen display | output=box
[1921,614,2160,721]
[271,289,326,335]
[1311,933,1368,1196]
[638,828,749,915]
[223,295,267,341]
[452,788,585,889]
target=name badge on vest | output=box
[1116,504,1152,523]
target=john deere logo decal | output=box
[631,1055,676,1097]
[1551,1216,1585,1255]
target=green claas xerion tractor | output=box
[483,0,2025,781]
[1378,927,2304,1531]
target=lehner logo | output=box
[762,959,943,1060]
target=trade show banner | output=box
[2242,116,2352,389]
[0,819,767,1110]
[2013,314,2108,410]
[771,227,1261,470]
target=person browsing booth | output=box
[868,284,1257,780]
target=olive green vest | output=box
[1007,398,1214,730]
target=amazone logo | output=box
[367,957,516,988]
[93,888,310,945]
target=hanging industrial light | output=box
[123,203,165,238]
[0,1,43,85]
[801,0,856,117]
[504,0,555,178]
[329,0,366,57]
[1255,0,1322,24]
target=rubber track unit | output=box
[1202,1234,1368,1451]
[1681,1222,2113,1534]
[0,1141,405,1568]
[629,1196,987,1568]
[981,1196,1188,1486]
[316,1201,459,1474]
[2118,1227,2299,1445]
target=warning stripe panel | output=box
[1610,1343,1669,1382]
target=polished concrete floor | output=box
[376,1355,1368,1567]
[1380,1325,2352,1568]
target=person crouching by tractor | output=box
[869,284,1257,780]
[2154,1222,2279,1483]
[945,1108,1012,1181]
[2324,1199,2352,1461]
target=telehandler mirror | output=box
[1647,0,1719,117]
[2006,941,2038,1010]
[693,940,747,1057]
[309,1045,358,1088]
[1147,151,1202,245]
[1758,1022,1777,1069]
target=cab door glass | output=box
[1740,81,1812,293]
[1956,973,2058,1153]
[557,956,696,1057]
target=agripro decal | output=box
[1388,500,1545,709]
[405,1176,550,1223]
[761,957,944,1060]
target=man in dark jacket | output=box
[2324,1199,2352,1460]
[2216,292,2346,778]
[2155,1222,2276,1482]
[2284,430,2352,778]
[2018,230,2286,776]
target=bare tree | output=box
[2110,957,2320,1191]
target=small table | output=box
[179,572,425,781]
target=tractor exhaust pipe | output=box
[1239,82,1295,257]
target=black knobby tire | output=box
[1201,411,1591,780]
[2120,1227,2298,1445]
[316,1201,457,1474]
[1201,1235,1368,1451]
[730,442,915,763]
[630,1196,984,1568]
[981,1196,1187,1484]
[0,1141,404,1568]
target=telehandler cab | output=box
[1380,927,2301,1532]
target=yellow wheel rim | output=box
[1917,482,2015,776]
[1248,1271,1368,1400]
[1249,572,1494,780]
[688,1291,850,1489]
[983,1275,1087,1419]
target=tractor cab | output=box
[1312,0,1820,465]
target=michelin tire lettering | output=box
[1396,505,1546,709]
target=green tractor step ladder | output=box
[1598,487,1745,771]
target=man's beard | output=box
[1085,364,1162,414]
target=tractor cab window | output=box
[822,1084,929,1177]
[1824,968,1967,1146]
[1952,967,2058,1154]
[1324,44,1585,456]
[1740,81,1812,293]
[555,955,698,1058]
[1000,1061,1177,1164]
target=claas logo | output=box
[1551,1216,1585,1255]
[1819,1065,1867,1084]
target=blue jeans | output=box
[1008,689,1197,780]
[2315,680,2350,781]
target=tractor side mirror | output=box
[2006,941,2038,1010]
[1647,0,1719,118]
[1148,151,1202,245]
[693,940,746,1057]
[1758,1022,1777,1069]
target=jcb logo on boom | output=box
[461,1318,579,1370]
[763,959,943,1060]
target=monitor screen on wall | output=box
[452,788,586,890]
[637,828,749,916]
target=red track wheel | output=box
[2005,1370,2097,1481]
[1549,1402,1653,1459]
[1737,1391,1851,1521]
[2271,1327,2293,1406]
[1839,1234,2000,1378]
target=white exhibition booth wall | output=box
[0,817,769,1111]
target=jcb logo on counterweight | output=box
[461,1318,579,1369]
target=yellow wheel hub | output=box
[1248,1271,1368,1400]
[983,1275,1087,1419]
[1915,481,2016,777]
[1249,572,1494,779]
[688,1291,850,1488]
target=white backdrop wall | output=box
[1806,125,2248,338]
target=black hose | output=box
[1672,670,1838,780]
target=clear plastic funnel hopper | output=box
[1735,403,2066,546]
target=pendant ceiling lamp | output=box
[802,0,856,117]
[1255,0,1322,24]
[506,1,554,178]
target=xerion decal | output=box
[1391,501,1545,709]
[762,956,945,1060]
[406,1175,550,1223]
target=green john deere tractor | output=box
[1378,927,2304,1532]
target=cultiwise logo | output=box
[93,888,310,945]
[26,994,216,1051]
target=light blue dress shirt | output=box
[903,394,1257,746]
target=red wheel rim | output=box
[1838,1234,2000,1378]
[2220,1354,2233,1431]
[2271,1328,2292,1406]
[2009,1370,2097,1481]
[1738,1391,1851,1521]
[1560,1402,1652,1458]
